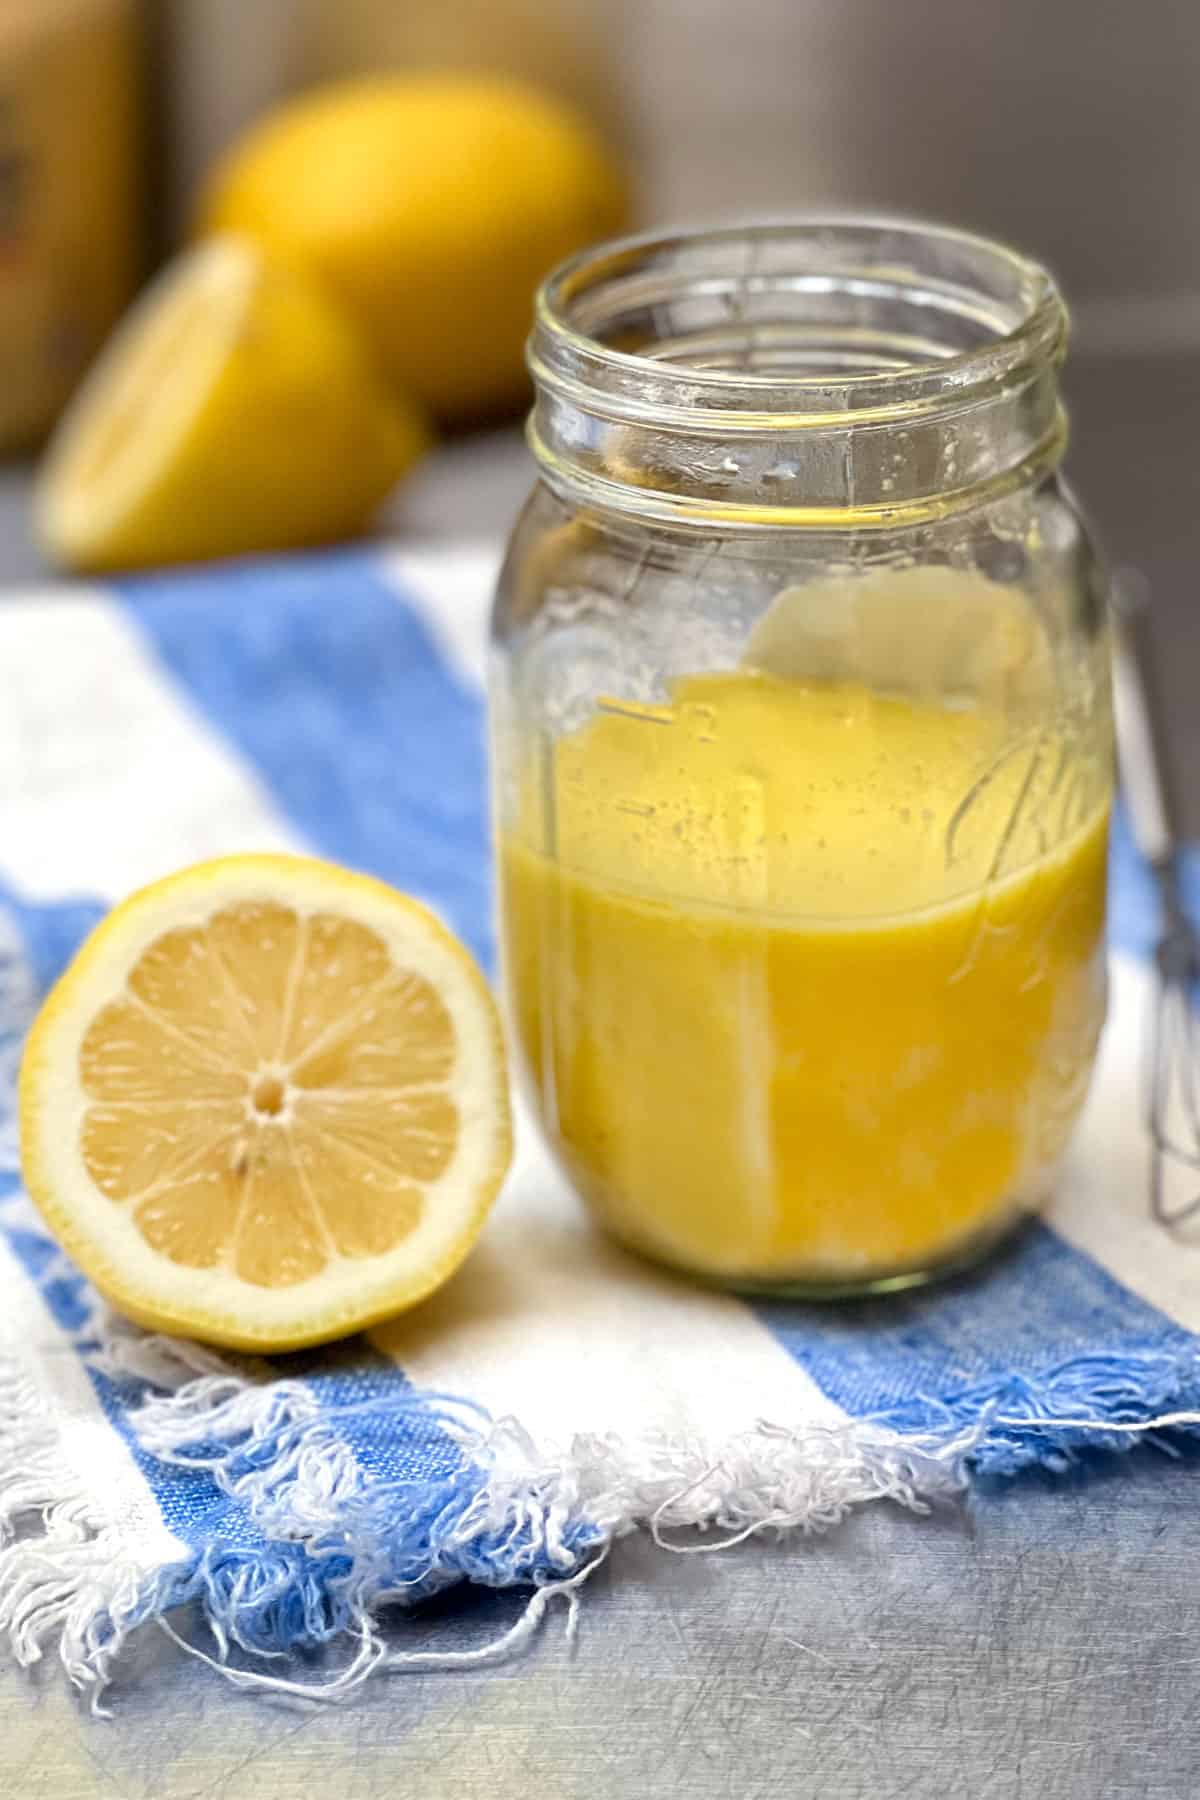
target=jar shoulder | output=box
[493,476,1109,659]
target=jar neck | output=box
[527,219,1068,529]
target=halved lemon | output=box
[19,856,511,1351]
[35,235,427,574]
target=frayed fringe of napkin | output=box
[2,1324,1200,1708]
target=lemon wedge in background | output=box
[35,236,427,574]
[19,856,512,1351]
[199,75,627,422]
[744,566,1053,712]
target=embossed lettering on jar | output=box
[491,219,1112,1296]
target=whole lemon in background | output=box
[36,236,426,574]
[199,75,628,423]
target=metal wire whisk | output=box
[1112,572,1200,1226]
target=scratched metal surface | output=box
[2,354,1200,1795]
[3,1449,1200,1799]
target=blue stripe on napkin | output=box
[1109,800,1200,958]
[747,1224,1200,1472]
[118,550,493,968]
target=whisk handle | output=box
[1111,569,1183,875]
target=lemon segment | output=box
[200,75,628,422]
[35,236,428,574]
[19,856,512,1351]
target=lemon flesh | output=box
[36,236,427,574]
[200,75,627,422]
[19,856,512,1351]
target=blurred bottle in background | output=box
[0,0,141,451]
[156,0,297,243]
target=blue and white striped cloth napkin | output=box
[1,544,1199,1706]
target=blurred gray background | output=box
[164,0,1200,344]
[156,0,1200,818]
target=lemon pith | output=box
[19,856,511,1351]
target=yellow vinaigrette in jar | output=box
[500,666,1108,1289]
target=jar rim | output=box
[530,214,1066,429]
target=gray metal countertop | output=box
[1,351,1198,1799]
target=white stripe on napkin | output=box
[379,546,500,691]
[0,1231,181,1565]
[0,591,301,903]
[373,1100,846,1445]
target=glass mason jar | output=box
[490,218,1112,1296]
